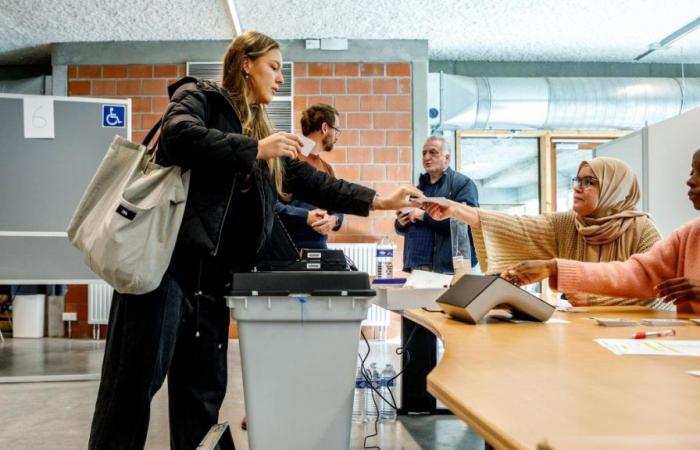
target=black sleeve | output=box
[160,86,258,172]
[283,159,376,216]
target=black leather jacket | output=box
[159,77,375,265]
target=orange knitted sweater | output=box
[554,217,700,314]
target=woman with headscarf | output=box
[420,157,662,306]
[502,149,700,314]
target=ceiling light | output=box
[634,16,700,61]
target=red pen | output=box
[632,329,676,339]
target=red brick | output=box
[347,146,373,163]
[387,95,411,111]
[142,79,167,95]
[307,95,334,107]
[127,65,153,78]
[397,113,411,129]
[336,113,347,128]
[346,113,372,129]
[294,63,307,77]
[335,64,359,76]
[131,97,151,113]
[178,64,187,77]
[360,96,386,112]
[397,147,412,163]
[344,217,373,235]
[68,80,90,96]
[387,130,412,146]
[373,182,401,196]
[308,63,334,76]
[131,114,143,130]
[295,79,320,95]
[360,130,386,145]
[376,217,398,234]
[78,65,101,78]
[373,79,397,94]
[334,95,360,112]
[132,130,148,143]
[154,65,179,78]
[103,65,128,78]
[334,165,360,180]
[347,79,371,94]
[387,64,411,76]
[361,165,386,181]
[324,147,347,164]
[92,80,116,96]
[67,65,77,79]
[320,78,346,94]
[374,112,399,129]
[152,96,170,113]
[374,147,399,163]
[141,113,162,128]
[117,79,141,95]
[293,95,308,112]
[398,78,411,95]
[387,164,412,181]
[360,64,384,77]
[337,130,359,146]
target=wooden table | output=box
[404,307,700,450]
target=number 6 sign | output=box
[23,96,55,139]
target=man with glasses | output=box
[274,103,344,249]
[395,136,479,273]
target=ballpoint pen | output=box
[631,329,676,339]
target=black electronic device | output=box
[436,274,555,324]
[230,271,375,297]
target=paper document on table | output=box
[688,370,700,377]
[595,339,700,356]
[404,270,453,288]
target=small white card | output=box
[641,318,688,326]
[594,318,638,327]
[23,97,55,139]
[299,135,316,156]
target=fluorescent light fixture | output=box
[225,0,243,36]
[634,16,700,61]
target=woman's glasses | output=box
[571,176,599,188]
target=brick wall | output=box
[293,63,412,250]
[68,64,186,143]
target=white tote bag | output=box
[67,129,190,294]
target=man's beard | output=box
[322,133,334,152]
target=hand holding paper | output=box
[299,135,316,156]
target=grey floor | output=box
[0,337,483,450]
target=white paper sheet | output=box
[299,135,316,156]
[403,270,453,289]
[595,339,700,356]
[23,97,55,139]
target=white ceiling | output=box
[2,0,700,64]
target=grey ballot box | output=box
[436,274,555,324]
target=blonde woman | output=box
[88,31,419,450]
[421,157,661,306]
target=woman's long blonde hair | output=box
[222,31,289,201]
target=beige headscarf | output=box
[574,157,649,260]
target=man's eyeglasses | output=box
[571,176,599,188]
[330,125,342,137]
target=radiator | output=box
[88,282,113,339]
[327,243,389,332]
[327,243,376,276]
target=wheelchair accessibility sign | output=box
[102,104,126,128]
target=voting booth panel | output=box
[595,106,700,237]
[0,94,131,283]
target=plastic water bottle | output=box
[352,365,366,423]
[379,364,398,422]
[364,362,380,420]
[376,235,394,278]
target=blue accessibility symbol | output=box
[102,104,126,128]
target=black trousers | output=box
[88,269,235,450]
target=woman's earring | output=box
[244,72,249,80]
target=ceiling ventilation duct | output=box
[430,73,700,130]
